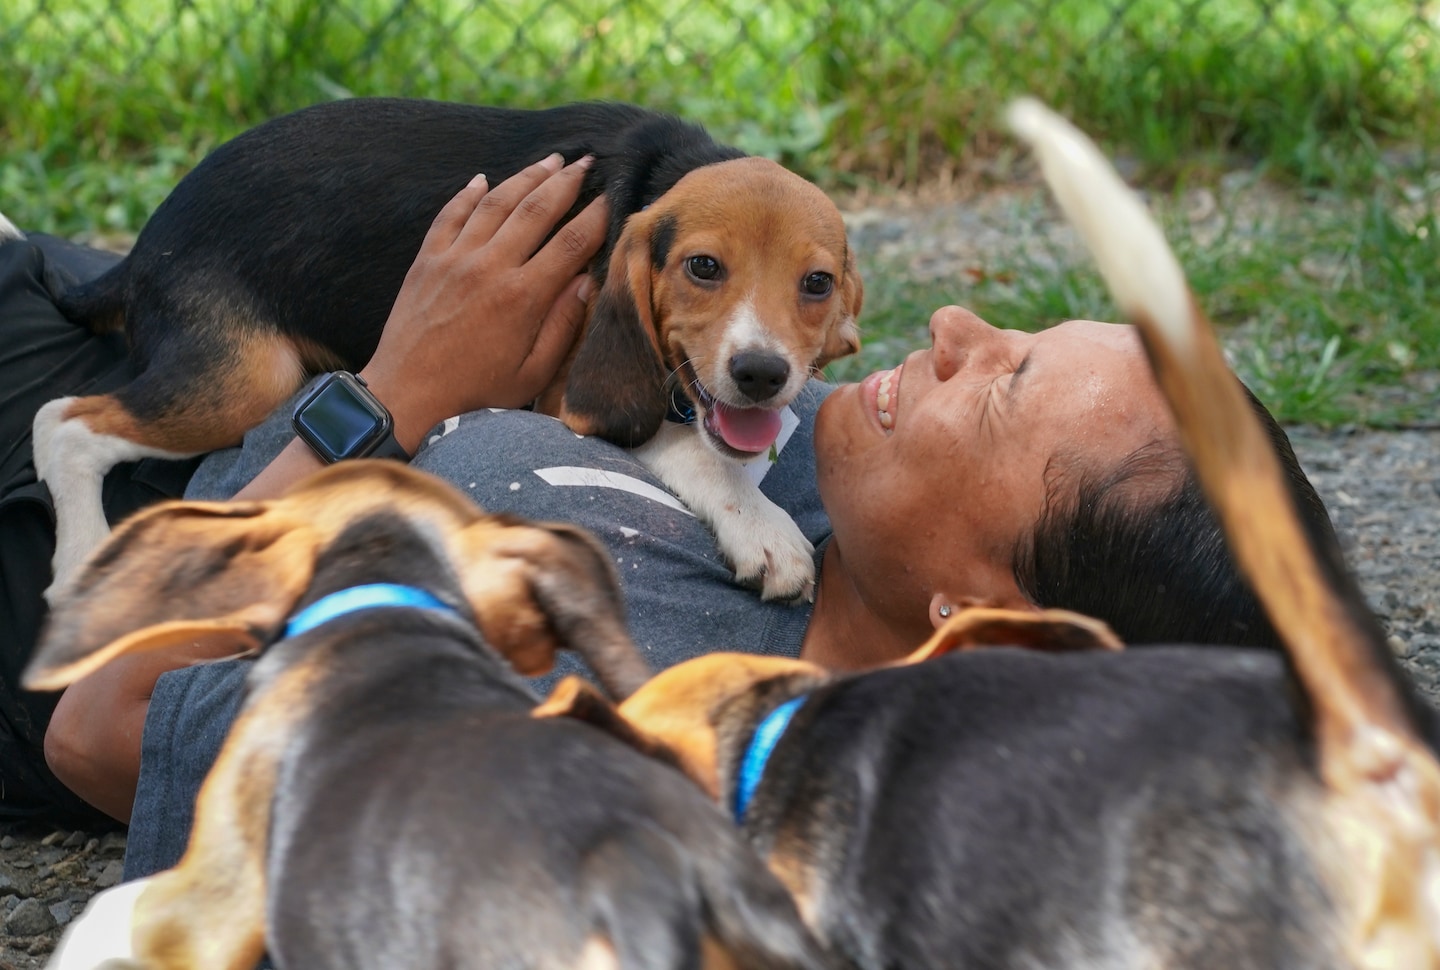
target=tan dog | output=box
[31,99,861,606]
[534,103,1440,969]
[29,461,825,970]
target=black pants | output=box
[0,233,201,824]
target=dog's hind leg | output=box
[35,327,307,603]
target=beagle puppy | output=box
[535,103,1440,969]
[31,98,861,605]
[29,461,826,970]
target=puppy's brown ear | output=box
[24,502,319,691]
[450,518,651,701]
[561,223,670,447]
[533,676,683,770]
[901,607,1124,665]
[816,248,863,370]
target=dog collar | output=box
[666,386,697,425]
[283,583,457,639]
[734,695,806,824]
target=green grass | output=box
[2,0,1437,426]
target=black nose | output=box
[730,352,791,403]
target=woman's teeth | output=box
[877,366,900,431]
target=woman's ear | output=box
[560,223,670,447]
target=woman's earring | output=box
[937,604,953,619]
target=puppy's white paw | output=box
[45,877,153,970]
[715,502,816,603]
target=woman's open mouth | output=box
[679,361,783,457]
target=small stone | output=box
[94,859,125,890]
[98,832,128,856]
[84,838,100,854]
[49,899,74,926]
[2,894,18,913]
[0,835,15,850]
[62,831,87,849]
[5,896,55,936]
[10,860,32,870]
[40,830,66,847]
[1389,634,1414,658]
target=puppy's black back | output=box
[747,648,1346,970]
[265,619,820,969]
[62,97,741,370]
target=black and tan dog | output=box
[28,98,863,605]
[538,103,1440,969]
[27,462,825,970]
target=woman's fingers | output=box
[420,172,491,252]
[471,154,596,258]
[522,195,609,293]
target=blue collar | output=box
[733,695,806,824]
[283,583,458,639]
[666,386,697,425]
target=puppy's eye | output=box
[802,272,834,297]
[686,255,722,282]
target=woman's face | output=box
[814,305,1176,627]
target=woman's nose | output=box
[928,305,1001,382]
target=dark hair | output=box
[1012,385,1344,650]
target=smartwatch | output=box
[292,372,410,463]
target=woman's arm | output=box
[45,154,610,818]
[234,151,606,501]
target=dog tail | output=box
[55,262,128,334]
[1010,97,1440,967]
[582,826,826,970]
[0,210,23,243]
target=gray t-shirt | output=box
[124,380,833,878]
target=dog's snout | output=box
[730,352,790,403]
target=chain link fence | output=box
[4,0,1437,227]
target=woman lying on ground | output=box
[0,154,1336,876]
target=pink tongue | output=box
[712,402,783,453]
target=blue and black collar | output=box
[666,386,697,425]
[283,583,459,639]
[733,695,807,824]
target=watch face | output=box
[295,375,388,460]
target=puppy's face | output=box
[644,158,861,456]
[564,157,862,452]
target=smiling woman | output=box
[807,306,1178,667]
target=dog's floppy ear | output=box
[900,607,1124,665]
[533,676,684,769]
[561,221,670,447]
[449,517,651,700]
[816,248,863,370]
[24,502,319,691]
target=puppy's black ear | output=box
[561,223,669,447]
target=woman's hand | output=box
[358,152,609,453]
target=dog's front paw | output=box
[715,506,816,603]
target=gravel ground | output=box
[3,188,1436,968]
